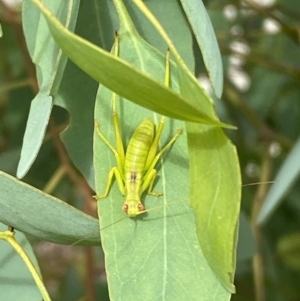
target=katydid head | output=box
[122,201,145,217]
[71,199,189,246]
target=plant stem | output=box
[251,150,272,301]
[0,230,52,301]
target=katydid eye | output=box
[138,204,145,212]
[122,204,128,212]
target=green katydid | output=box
[94,35,182,217]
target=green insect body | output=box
[123,118,157,214]
[95,114,182,217]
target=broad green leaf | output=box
[94,88,229,301]
[257,135,300,225]
[0,224,42,301]
[180,0,224,98]
[18,0,80,178]
[132,0,240,293]
[187,124,240,293]
[29,0,232,127]
[0,171,99,245]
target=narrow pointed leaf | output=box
[17,95,52,178]
[19,0,80,178]
[180,0,224,97]
[257,135,300,225]
[29,0,231,127]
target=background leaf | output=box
[187,123,240,293]
[257,135,300,225]
[0,171,99,245]
[16,95,52,178]
[17,0,80,178]
[180,0,223,97]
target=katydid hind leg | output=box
[94,167,125,200]
[112,101,125,167]
[111,32,125,168]
[95,120,124,178]
[145,115,165,171]
[145,47,171,170]
[143,127,182,181]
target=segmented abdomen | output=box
[124,118,154,173]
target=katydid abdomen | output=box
[123,118,155,216]
[124,118,154,173]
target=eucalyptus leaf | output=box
[0,171,99,245]
[187,123,240,293]
[180,0,223,98]
[19,0,80,178]
[257,135,300,225]
[16,95,52,178]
